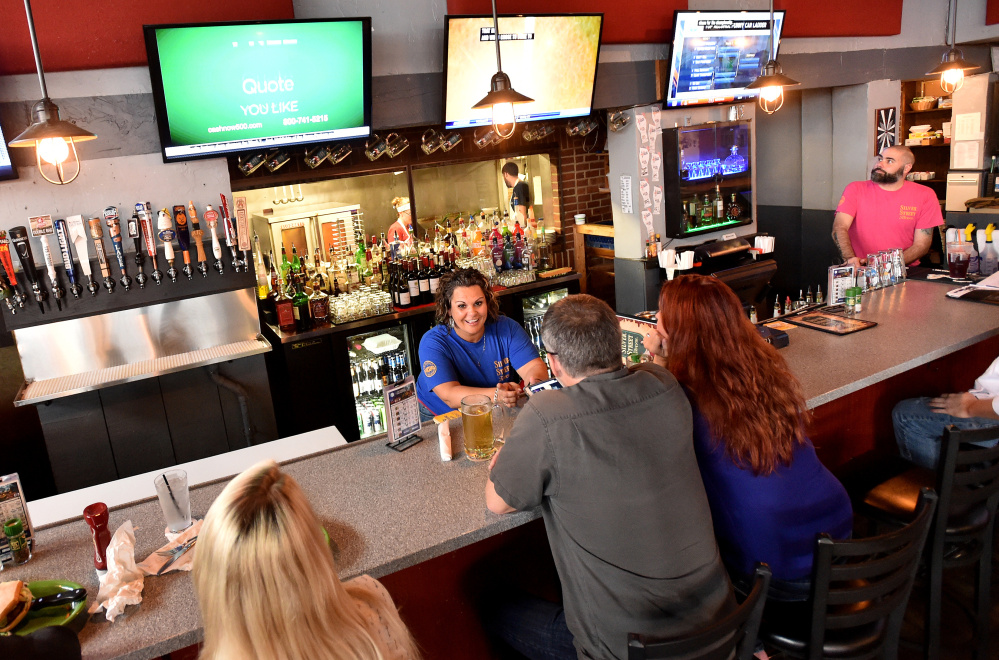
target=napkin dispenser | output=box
[756,324,789,349]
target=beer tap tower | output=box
[54,218,83,299]
[9,226,48,313]
[104,207,132,291]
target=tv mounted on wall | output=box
[665,10,785,109]
[443,14,603,130]
[0,119,18,181]
[144,18,372,163]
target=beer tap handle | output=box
[104,206,131,291]
[127,210,147,289]
[0,232,22,310]
[188,200,208,277]
[0,269,15,315]
[173,205,193,280]
[219,194,241,271]
[204,205,224,274]
[157,209,178,283]
[9,226,48,313]
[67,215,99,296]
[137,202,162,285]
[54,218,83,299]
[88,218,115,293]
[39,236,64,310]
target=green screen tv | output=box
[144,18,372,163]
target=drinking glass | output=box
[440,132,463,152]
[365,134,388,161]
[330,144,353,164]
[421,129,443,155]
[154,470,192,533]
[386,133,409,158]
[947,242,971,278]
[460,394,498,461]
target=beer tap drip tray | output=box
[14,336,271,406]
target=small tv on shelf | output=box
[664,10,785,109]
[144,18,372,163]
[443,14,602,130]
[0,119,18,181]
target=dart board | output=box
[875,107,897,154]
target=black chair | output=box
[861,425,999,660]
[762,489,937,660]
[627,563,771,660]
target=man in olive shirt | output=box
[485,295,733,660]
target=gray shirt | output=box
[490,364,733,660]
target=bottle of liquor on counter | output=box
[429,254,442,296]
[795,289,805,310]
[280,245,291,281]
[491,235,504,272]
[503,233,515,271]
[418,256,431,304]
[291,244,302,273]
[726,194,744,221]
[773,298,781,317]
[308,280,329,324]
[714,183,724,219]
[784,295,792,313]
[276,277,296,332]
[701,194,714,225]
[406,259,420,306]
[396,261,411,309]
[806,286,814,305]
[815,284,824,305]
[292,275,311,332]
[749,306,757,324]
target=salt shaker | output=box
[83,502,112,571]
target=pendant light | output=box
[471,0,534,139]
[745,0,799,115]
[8,0,96,184]
[927,0,978,94]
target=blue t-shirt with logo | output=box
[417,316,539,415]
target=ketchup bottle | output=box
[83,502,112,571]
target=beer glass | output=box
[608,111,630,132]
[460,394,498,461]
[386,133,409,158]
[474,126,499,149]
[330,144,352,164]
[440,132,463,152]
[238,153,266,176]
[421,129,443,155]
[947,242,971,278]
[264,149,291,172]
[566,117,599,137]
[365,134,389,160]
[305,145,330,169]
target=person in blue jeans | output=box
[893,356,999,469]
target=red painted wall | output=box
[446,0,904,43]
[0,0,294,76]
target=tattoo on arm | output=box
[919,227,934,236]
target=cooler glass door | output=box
[520,287,568,375]
[345,325,413,439]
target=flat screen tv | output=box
[144,18,372,163]
[665,10,785,109]
[0,120,18,181]
[443,14,602,130]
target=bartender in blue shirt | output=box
[417,268,549,420]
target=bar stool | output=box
[860,425,999,660]
[627,563,771,660]
[761,489,937,660]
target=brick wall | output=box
[554,128,613,267]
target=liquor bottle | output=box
[784,295,792,313]
[280,245,291,280]
[429,254,442,296]
[355,242,370,281]
[714,183,724,219]
[806,286,814,305]
[418,256,431,304]
[749,306,757,324]
[796,289,805,310]
[491,235,504,271]
[513,233,524,269]
[291,244,302,273]
[406,259,420,306]
[276,277,296,332]
[308,281,329,324]
[396,261,411,308]
[701,194,714,224]
[503,233,515,271]
[292,275,311,332]
[366,248,377,286]
[815,285,825,305]
[726,193,745,221]
[523,229,535,271]
[773,299,781,317]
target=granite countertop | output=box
[780,279,999,408]
[3,422,534,660]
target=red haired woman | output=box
[643,275,853,600]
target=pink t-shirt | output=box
[835,180,943,261]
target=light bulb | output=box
[940,68,965,94]
[37,137,70,165]
[492,102,515,128]
[760,86,783,103]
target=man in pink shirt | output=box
[832,146,943,268]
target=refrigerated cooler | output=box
[345,325,413,440]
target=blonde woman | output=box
[193,460,419,660]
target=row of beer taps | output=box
[0,194,251,316]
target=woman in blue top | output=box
[417,268,548,419]
[643,275,853,600]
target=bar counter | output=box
[5,278,998,659]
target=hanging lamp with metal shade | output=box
[8,0,96,184]
[746,0,799,114]
[472,0,533,139]
[928,0,978,94]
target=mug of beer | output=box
[460,394,499,461]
